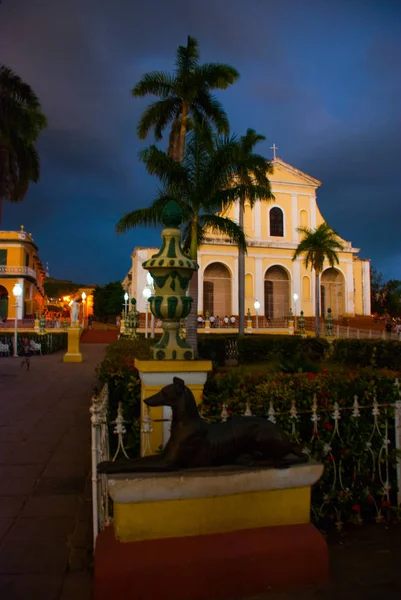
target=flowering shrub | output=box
[96,338,153,457]
[201,369,401,529]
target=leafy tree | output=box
[0,65,47,222]
[44,278,86,299]
[229,129,274,334]
[371,268,401,317]
[132,35,239,162]
[116,125,247,355]
[293,223,344,337]
[93,281,124,323]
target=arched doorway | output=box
[203,263,231,318]
[264,266,290,319]
[321,268,345,318]
[0,285,8,319]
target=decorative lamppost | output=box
[81,291,86,328]
[123,292,129,318]
[12,282,23,357]
[254,299,260,329]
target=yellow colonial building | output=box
[0,226,46,320]
[128,158,371,321]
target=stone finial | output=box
[161,201,182,229]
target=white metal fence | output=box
[90,379,401,543]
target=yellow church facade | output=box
[129,158,371,321]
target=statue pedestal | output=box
[288,318,295,335]
[34,319,40,332]
[135,358,212,455]
[94,462,328,599]
[63,326,82,363]
[246,318,252,333]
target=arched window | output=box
[269,207,284,237]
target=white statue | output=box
[70,299,79,325]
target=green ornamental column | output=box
[142,201,198,360]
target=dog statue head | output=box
[144,377,198,416]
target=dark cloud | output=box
[0,0,400,283]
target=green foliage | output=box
[132,35,239,160]
[371,267,401,317]
[332,339,401,370]
[93,281,124,322]
[198,334,329,366]
[1,332,67,354]
[201,369,400,528]
[293,223,344,274]
[0,64,47,211]
[44,278,86,298]
[96,338,154,457]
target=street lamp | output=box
[81,292,86,328]
[146,273,155,338]
[293,293,299,316]
[124,292,129,318]
[254,299,261,329]
[12,282,23,357]
[142,287,151,338]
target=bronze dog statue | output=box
[98,377,308,474]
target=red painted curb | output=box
[94,524,329,600]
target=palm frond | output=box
[132,71,176,98]
[195,63,240,90]
[193,91,230,135]
[136,97,181,140]
[200,214,247,251]
[116,193,172,233]
[175,36,200,75]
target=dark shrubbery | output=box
[198,334,329,366]
[332,339,401,370]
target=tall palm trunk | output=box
[315,270,320,337]
[185,220,199,357]
[178,101,189,163]
[238,201,245,335]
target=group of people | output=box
[197,315,236,328]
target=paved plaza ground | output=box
[0,344,106,600]
[1,342,401,600]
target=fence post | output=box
[395,379,401,507]
[382,330,386,340]
[357,329,360,339]
[369,329,372,339]
[346,326,349,338]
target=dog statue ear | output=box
[173,377,185,389]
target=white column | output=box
[233,257,238,314]
[362,260,371,316]
[254,200,262,239]
[346,261,355,315]
[137,250,149,313]
[255,257,264,315]
[310,195,317,229]
[198,264,204,313]
[234,201,240,223]
[291,194,298,241]
[16,278,24,319]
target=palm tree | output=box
[230,130,274,334]
[292,223,344,337]
[0,65,47,222]
[132,35,239,162]
[117,126,247,355]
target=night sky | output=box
[0,0,400,284]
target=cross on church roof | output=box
[270,143,278,160]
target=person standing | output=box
[20,337,32,371]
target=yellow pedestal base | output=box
[134,358,212,455]
[114,486,310,542]
[63,327,83,363]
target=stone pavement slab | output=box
[0,344,106,599]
